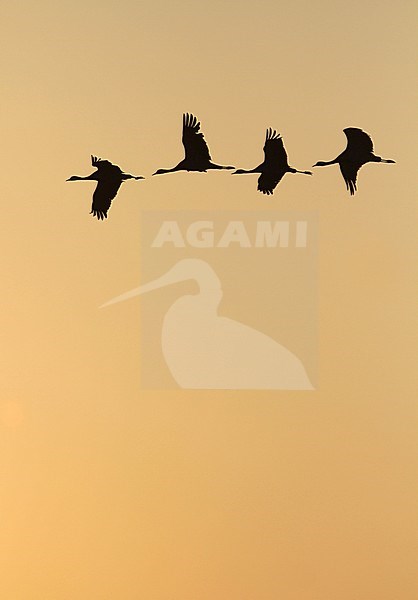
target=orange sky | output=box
[0,1,417,598]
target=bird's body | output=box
[67,156,144,220]
[153,113,235,175]
[233,128,312,195]
[313,128,395,195]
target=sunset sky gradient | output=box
[0,1,417,598]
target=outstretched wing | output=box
[263,128,288,167]
[343,128,374,154]
[182,113,212,163]
[91,179,123,220]
[257,129,287,194]
[89,157,124,219]
[339,162,361,195]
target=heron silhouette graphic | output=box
[101,259,313,389]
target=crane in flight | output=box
[67,155,144,220]
[312,128,395,195]
[153,113,235,175]
[233,128,312,195]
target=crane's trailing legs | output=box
[289,168,313,175]
[122,173,145,180]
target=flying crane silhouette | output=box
[152,113,235,175]
[312,128,395,195]
[67,155,144,220]
[233,128,312,195]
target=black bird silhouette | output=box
[312,128,395,195]
[67,156,144,220]
[233,129,312,195]
[153,113,235,175]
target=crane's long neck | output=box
[67,172,98,181]
[153,165,182,175]
[314,159,338,167]
[233,166,262,174]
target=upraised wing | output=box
[91,155,122,172]
[182,113,212,163]
[343,128,374,154]
[262,128,288,167]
